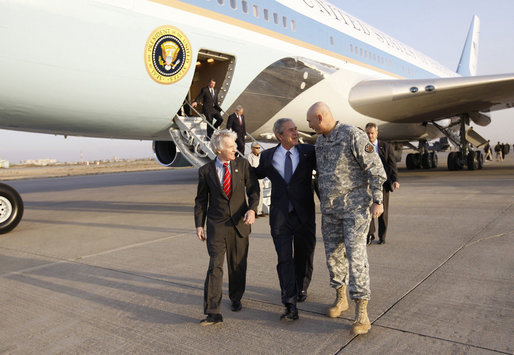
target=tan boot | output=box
[351,299,371,335]
[326,285,349,318]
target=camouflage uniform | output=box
[315,122,386,300]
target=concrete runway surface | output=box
[1,156,513,354]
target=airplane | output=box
[1,0,514,234]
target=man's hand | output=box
[393,181,400,190]
[192,101,198,108]
[196,226,206,241]
[243,210,256,225]
[371,203,384,219]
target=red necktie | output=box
[223,162,231,199]
[238,115,242,125]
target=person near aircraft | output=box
[194,129,260,326]
[365,122,400,245]
[254,118,317,321]
[246,142,265,216]
[494,142,503,161]
[192,79,224,139]
[226,105,246,155]
[483,140,493,161]
[306,102,386,335]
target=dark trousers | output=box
[270,210,316,305]
[205,111,223,139]
[235,138,245,156]
[204,225,248,314]
[369,189,390,240]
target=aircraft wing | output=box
[349,74,514,125]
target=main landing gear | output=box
[406,150,438,169]
[0,183,24,234]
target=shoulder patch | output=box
[365,143,375,153]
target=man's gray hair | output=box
[273,118,294,138]
[235,105,243,112]
[251,141,260,148]
[365,122,377,130]
[211,129,237,153]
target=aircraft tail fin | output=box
[457,15,480,76]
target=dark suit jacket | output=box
[194,86,222,115]
[377,140,398,192]
[194,157,259,238]
[255,144,316,227]
[226,113,246,144]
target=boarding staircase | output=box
[169,102,271,213]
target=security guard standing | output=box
[306,102,386,335]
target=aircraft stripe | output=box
[149,0,444,80]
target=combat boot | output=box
[326,285,349,318]
[351,299,371,335]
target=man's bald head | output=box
[306,101,336,135]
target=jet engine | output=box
[152,140,191,167]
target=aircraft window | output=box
[290,19,296,31]
[359,48,363,56]
[330,36,334,45]
[373,53,376,61]
[242,0,248,13]
[282,16,287,28]
[263,8,269,21]
[217,0,224,5]
[364,50,367,58]
[252,5,259,18]
[350,44,353,52]
[273,12,279,25]
[229,0,236,9]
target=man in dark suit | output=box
[194,129,260,326]
[226,105,246,155]
[254,118,317,321]
[192,79,224,139]
[365,123,400,245]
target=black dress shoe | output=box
[231,300,242,312]
[377,237,385,244]
[297,290,307,303]
[280,304,299,321]
[200,313,223,326]
[367,235,375,245]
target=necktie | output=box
[210,88,214,97]
[284,151,292,184]
[223,162,231,199]
[238,115,242,125]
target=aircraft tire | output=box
[406,153,416,169]
[467,151,478,170]
[421,153,431,169]
[447,152,456,170]
[477,151,484,169]
[0,183,24,235]
[430,151,438,168]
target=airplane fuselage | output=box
[0,0,459,143]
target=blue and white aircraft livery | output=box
[0,0,513,233]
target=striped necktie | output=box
[223,162,231,199]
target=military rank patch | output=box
[365,143,375,153]
[144,25,192,85]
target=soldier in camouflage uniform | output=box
[306,102,386,335]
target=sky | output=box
[0,0,513,163]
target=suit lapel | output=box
[208,159,227,199]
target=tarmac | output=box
[0,155,513,354]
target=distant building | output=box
[0,159,9,168]
[21,159,57,166]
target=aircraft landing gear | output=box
[405,141,438,170]
[0,183,24,234]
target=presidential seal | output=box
[144,25,192,84]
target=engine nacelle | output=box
[152,140,191,167]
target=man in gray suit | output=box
[194,129,260,326]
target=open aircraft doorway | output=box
[188,50,235,110]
